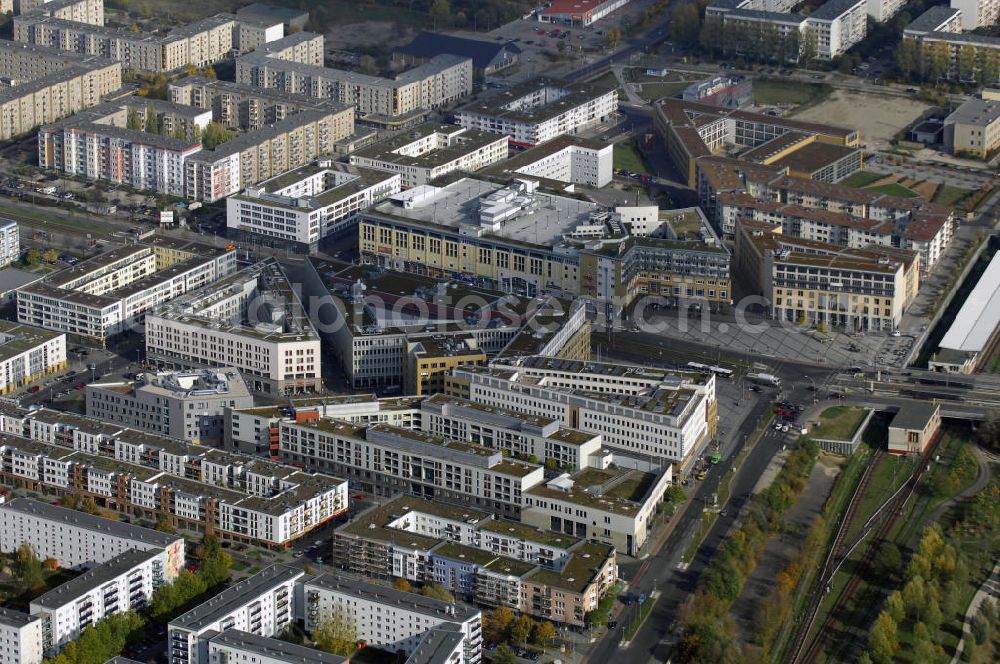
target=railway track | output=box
[785,449,882,664]
[792,437,942,663]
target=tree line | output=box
[895,39,1000,86]
[675,438,820,663]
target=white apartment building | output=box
[279,419,545,517]
[0,497,185,574]
[486,135,613,188]
[226,162,401,252]
[168,565,304,664]
[16,239,237,345]
[302,574,482,663]
[249,31,325,65]
[807,0,868,59]
[952,0,1000,29]
[866,0,907,21]
[0,219,19,268]
[0,321,66,396]
[29,548,168,656]
[454,356,717,475]
[86,368,254,443]
[455,78,618,148]
[0,608,42,664]
[205,630,347,664]
[349,124,509,188]
[420,394,603,471]
[144,259,321,395]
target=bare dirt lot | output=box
[790,89,931,150]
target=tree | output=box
[493,644,516,664]
[429,0,450,28]
[510,615,534,645]
[800,28,818,66]
[894,38,918,81]
[154,518,175,534]
[144,105,159,134]
[976,410,1000,452]
[419,582,455,603]
[42,248,58,263]
[532,620,556,645]
[885,590,905,623]
[867,611,897,664]
[484,606,515,643]
[358,55,377,75]
[392,578,412,593]
[699,16,724,58]
[958,44,976,82]
[200,122,235,150]
[670,3,701,49]
[126,109,142,131]
[16,542,44,592]
[873,542,902,580]
[556,40,566,59]
[313,609,357,657]
[606,27,621,49]
[25,247,42,265]
[202,65,217,80]
[902,576,926,620]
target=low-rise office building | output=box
[225,162,401,252]
[144,259,321,395]
[536,0,631,26]
[0,320,66,395]
[0,497,185,574]
[168,565,305,664]
[887,403,941,455]
[455,78,617,148]
[86,368,254,443]
[16,239,237,346]
[349,124,509,188]
[279,418,544,518]
[406,336,487,396]
[452,356,717,476]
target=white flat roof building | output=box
[454,356,716,476]
[349,124,509,188]
[0,497,185,574]
[484,135,613,188]
[145,259,321,395]
[205,630,346,664]
[86,368,254,443]
[169,565,304,664]
[455,78,618,148]
[29,548,167,656]
[16,239,237,346]
[0,608,42,664]
[0,219,19,269]
[226,161,401,251]
[0,320,66,396]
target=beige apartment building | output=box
[0,41,121,140]
[944,97,1000,158]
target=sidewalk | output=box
[951,563,1000,664]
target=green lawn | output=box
[866,182,920,198]
[613,140,651,175]
[753,78,830,107]
[933,183,974,206]
[812,406,868,441]
[638,81,689,101]
[840,171,884,188]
